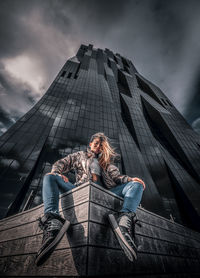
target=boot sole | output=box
[35,219,70,266]
[108,213,137,261]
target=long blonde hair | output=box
[90,133,118,170]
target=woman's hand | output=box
[45,172,69,183]
[128,177,146,190]
[61,175,69,183]
[92,173,98,182]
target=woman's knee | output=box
[43,173,57,184]
[132,181,143,190]
[123,181,143,196]
[122,181,134,195]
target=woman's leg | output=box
[109,181,143,212]
[36,174,74,265]
[42,174,75,215]
[108,181,143,261]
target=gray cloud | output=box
[0,0,200,134]
[0,62,38,134]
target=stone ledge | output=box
[0,182,200,276]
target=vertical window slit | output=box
[67,72,72,78]
[61,71,66,77]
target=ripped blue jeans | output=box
[109,181,144,212]
[42,174,143,215]
[42,174,76,215]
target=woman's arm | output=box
[107,164,129,184]
[45,152,78,182]
[108,164,145,189]
[51,152,78,174]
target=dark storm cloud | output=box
[0,62,37,134]
[0,0,76,85]
[0,0,200,134]
[0,0,42,59]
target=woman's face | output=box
[89,138,102,154]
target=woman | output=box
[35,132,145,265]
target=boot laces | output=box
[132,214,142,228]
[37,218,49,241]
[119,214,132,234]
[37,216,63,232]
[37,217,53,232]
[125,216,132,232]
[37,217,58,243]
[119,213,142,230]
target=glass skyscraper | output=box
[0,44,200,231]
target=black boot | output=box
[108,211,139,261]
[35,212,70,266]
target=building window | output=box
[61,71,66,77]
[166,99,173,107]
[161,98,168,106]
[67,72,72,78]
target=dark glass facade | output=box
[0,44,200,231]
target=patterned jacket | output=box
[51,149,130,189]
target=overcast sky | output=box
[0,0,200,135]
